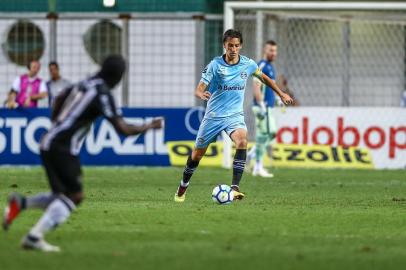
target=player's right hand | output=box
[149,117,164,129]
[198,91,211,101]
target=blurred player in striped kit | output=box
[247,40,283,178]
[2,55,163,252]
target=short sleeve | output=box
[98,92,122,121]
[11,77,20,92]
[248,59,261,78]
[200,60,215,85]
[39,80,47,93]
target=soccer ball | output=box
[212,184,234,205]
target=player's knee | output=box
[191,151,204,161]
[235,138,247,149]
[191,147,207,161]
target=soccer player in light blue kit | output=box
[174,30,293,202]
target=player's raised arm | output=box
[110,116,163,136]
[97,85,164,136]
[102,96,163,136]
[195,81,211,101]
[254,72,293,105]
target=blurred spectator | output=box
[276,74,300,106]
[5,60,47,109]
[47,61,70,107]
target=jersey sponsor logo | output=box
[240,71,248,79]
[216,84,245,91]
[223,85,245,91]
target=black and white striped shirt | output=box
[40,77,121,155]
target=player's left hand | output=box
[280,93,293,105]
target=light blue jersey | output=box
[201,55,261,119]
[195,55,261,148]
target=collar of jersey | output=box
[222,54,240,66]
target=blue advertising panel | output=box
[0,107,204,166]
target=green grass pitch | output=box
[0,167,406,270]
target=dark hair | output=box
[48,61,59,69]
[223,29,243,44]
[265,40,277,46]
[97,55,126,88]
[26,59,38,70]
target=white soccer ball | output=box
[212,184,234,204]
